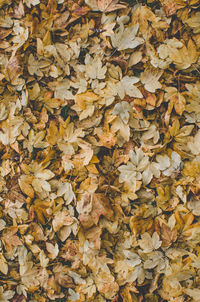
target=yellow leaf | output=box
[46,120,59,145]
[169,118,180,137]
[0,255,8,274]
[32,199,52,224]
[75,91,98,109]
[19,175,34,198]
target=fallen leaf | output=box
[97,0,126,12]
[161,223,177,247]
[78,193,114,228]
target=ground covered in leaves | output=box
[0,0,200,301]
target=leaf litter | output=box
[0,0,200,301]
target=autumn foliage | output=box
[0,0,200,301]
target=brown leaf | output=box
[85,226,102,249]
[32,199,52,225]
[14,1,24,19]
[1,227,22,252]
[161,223,177,247]
[53,11,70,29]
[96,128,116,148]
[78,193,114,228]
[18,175,34,198]
[55,270,74,288]
[35,107,49,130]
[160,0,177,16]
[97,0,126,12]
[5,56,21,84]
[13,295,27,302]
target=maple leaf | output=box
[31,199,52,224]
[118,148,149,186]
[185,12,200,33]
[156,151,182,177]
[141,124,160,144]
[1,227,22,252]
[0,287,15,302]
[0,254,8,275]
[111,116,130,144]
[161,224,177,247]
[24,129,49,152]
[97,0,126,12]
[165,87,187,117]
[46,242,59,260]
[0,103,7,121]
[85,54,107,80]
[95,128,116,148]
[139,232,162,253]
[77,146,93,167]
[27,54,50,77]
[168,39,199,70]
[57,182,75,204]
[117,76,143,99]
[111,23,144,51]
[78,277,96,299]
[160,0,177,16]
[140,68,163,93]
[44,43,71,76]
[112,101,132,124]
[187,130,200,155]
[77,193,114,228]
[95,270,119,299]
[68,289,80,302]
[24,0,40,8]
[73,91,99,120]
[52,210,74,232]
[143,251,166,270]
[142,162,160,185]
[184,288,200,301]
[50,79,74,100]
[187,198,200,216]
[18,175,34,198]
[4,55,23,86]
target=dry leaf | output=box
[161,224,177,247]
[78,193,114,228]
[1,227,22,252]
[97,0,126,12]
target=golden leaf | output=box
[78,193,114,228]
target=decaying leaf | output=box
[161,223,177,247]
[1,227,22,252]
[77,193,114,228]
[111,23,144,51]
[0,0,200,300]
[97,0,126,12]
[141,68,163,93]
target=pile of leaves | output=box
[0,0,200,300]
